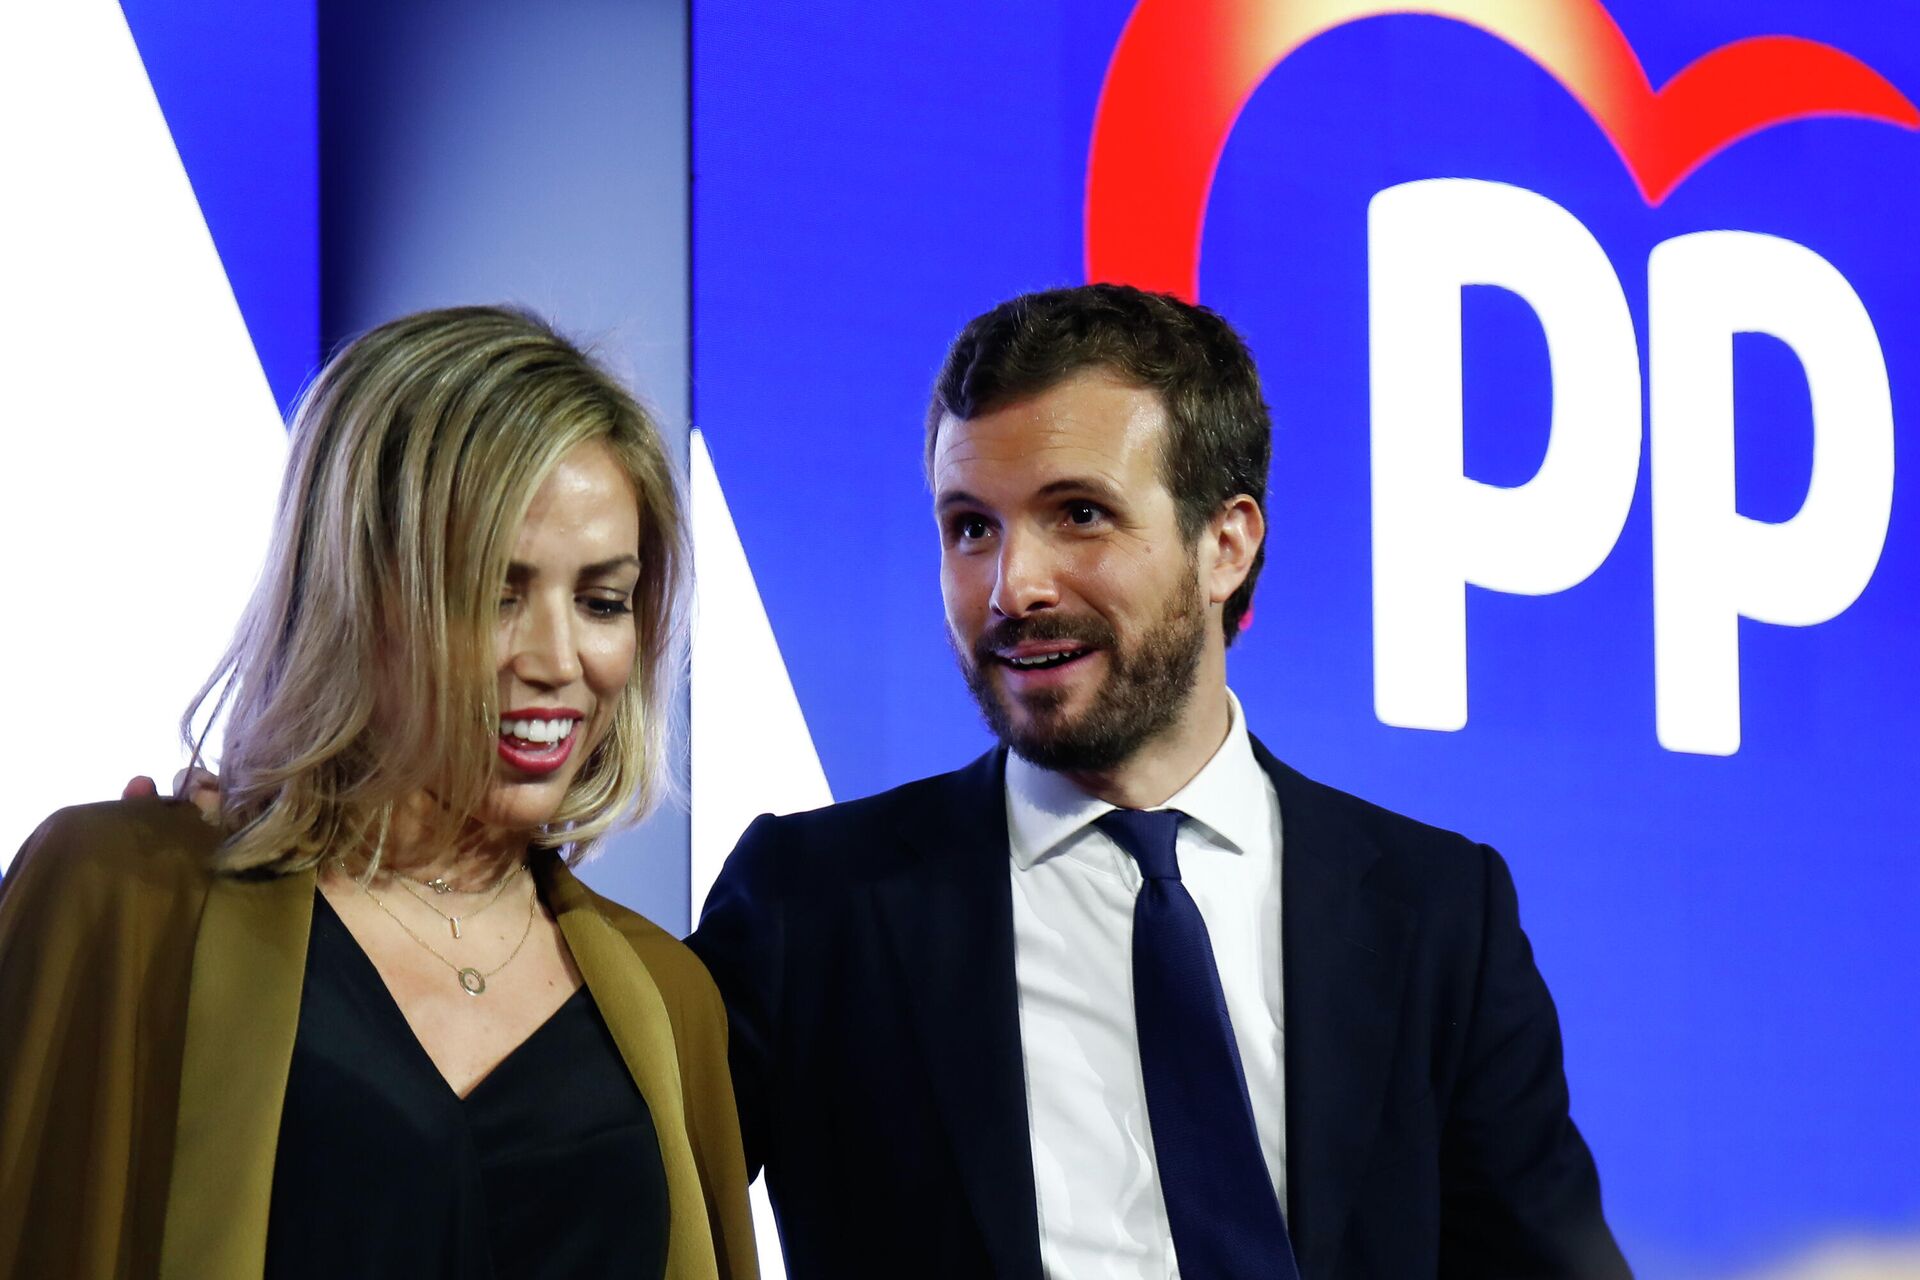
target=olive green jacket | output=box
[0,798,757,1280]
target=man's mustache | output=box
[971,613,1117,665]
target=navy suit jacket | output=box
[688,742,1629,1278]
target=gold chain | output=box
[391,862,524,939]
[341,859,537,996]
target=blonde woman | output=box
[0,307,755,1279]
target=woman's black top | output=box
[262,892,670,1279]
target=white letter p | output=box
[1369,179,1643,732]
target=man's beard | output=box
[956,577,1208,774]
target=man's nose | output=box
[989,530,1060,618]
[510,597,584,688]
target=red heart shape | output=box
[1086,0,1920,300]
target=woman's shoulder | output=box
[4,797,223,913]
[587,888,722,1007]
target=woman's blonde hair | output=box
[186,305,687,874]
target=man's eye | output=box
[956,516,991,541]
[1066,502,1103,526]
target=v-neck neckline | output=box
[311,890,590,1103]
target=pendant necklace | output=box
[341,858,537,996]
[394,861,525,939]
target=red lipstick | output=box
[497,709,585,776]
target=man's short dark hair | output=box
[926,283,1272,645]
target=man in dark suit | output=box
[689,284,1629,1278]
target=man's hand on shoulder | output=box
[120,769,219,817]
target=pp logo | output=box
[1085,0,1918,755]
[1368,180,1892,755]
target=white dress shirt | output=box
[1007,690,1286,1280]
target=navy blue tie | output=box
[1095,808,1299,1280]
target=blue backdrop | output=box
[110,0,693,929]
[119,0,318,412]
[88,0,1920,1270]
[692,1,1920,1272]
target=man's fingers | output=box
[171,767,221,817]
[123,776,159,800]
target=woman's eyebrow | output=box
[504,555,641,581]
[578,555,642,577]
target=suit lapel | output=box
[871,750,1044,1280]
[159,866,314,1280]
[861,740,1410,1277]
[1259,742,1413,1276]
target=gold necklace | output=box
[392,862,524,939]
[341,859,538,996]
[413,871,484,895]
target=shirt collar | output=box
[1006,689,1269,870]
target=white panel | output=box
[0,1,288,869]
[689,428,832,1280]
[688,428,834,903]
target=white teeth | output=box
[1006,650,1084,669]
[500,717,577,744]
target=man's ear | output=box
[1203,495,1264,607]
